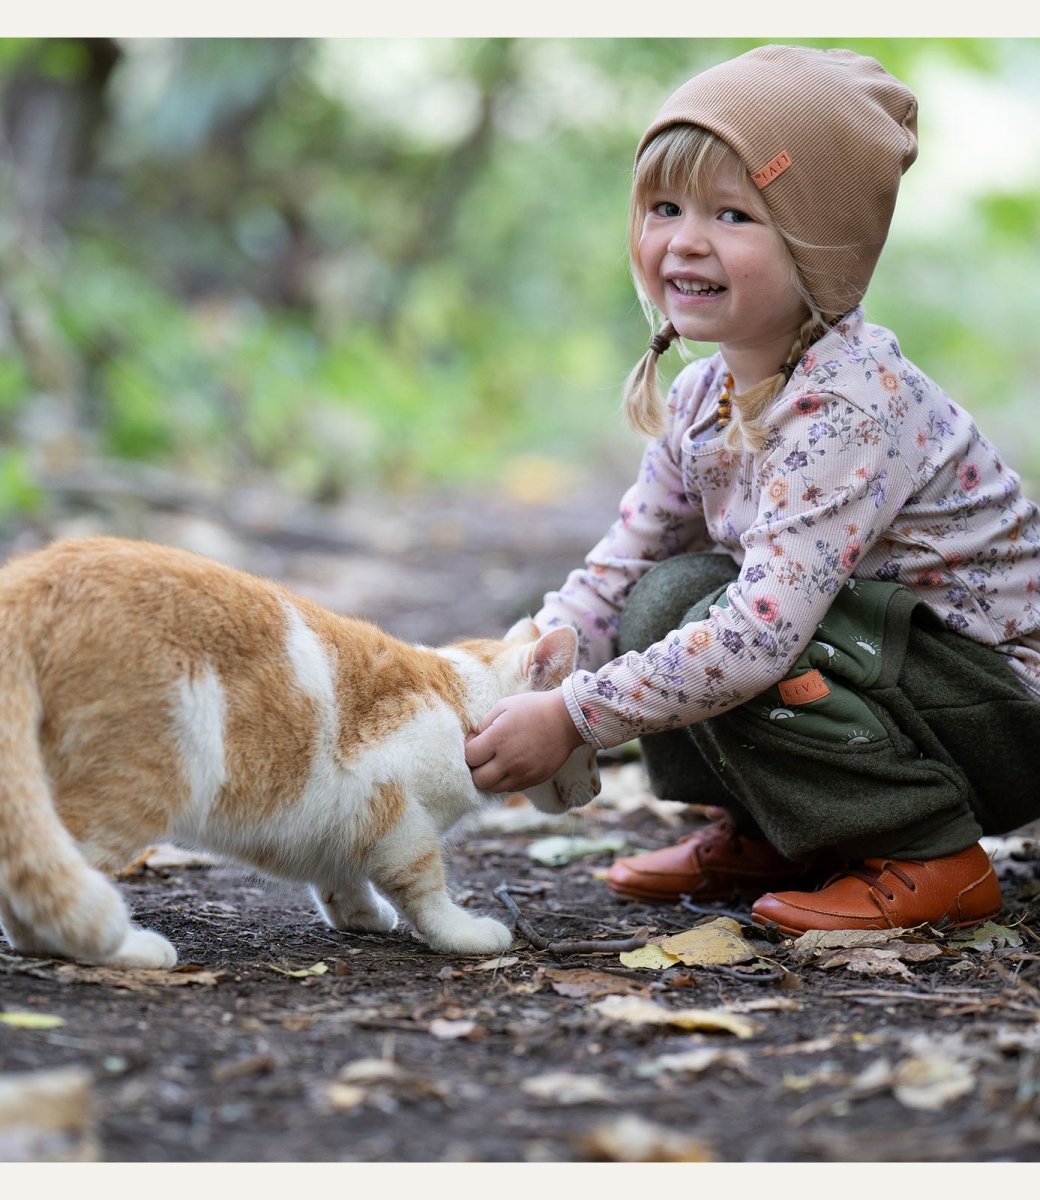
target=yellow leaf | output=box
[592,995,757,1038]
[0,1011,65,1029]
[267,962,328,978]
[657,919,756,966]
[325,1083,366,1111]
[619,944,679,970]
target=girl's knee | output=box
[619,553,737,652]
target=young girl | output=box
[465,44,1040,935]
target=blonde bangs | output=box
[627,126,763,273]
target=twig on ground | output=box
[0,951,54,974]
[702,961,788,984]
[679,897,755,925]
[822,986,1039,1015]
[493,883,648,955]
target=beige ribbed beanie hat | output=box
[636,45,919,316]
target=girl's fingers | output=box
[464,728,494,768]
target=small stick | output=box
[493,884,647,956]
[679,897,753,925]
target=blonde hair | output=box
[622,125,835,451]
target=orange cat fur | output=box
[0,537,599,966]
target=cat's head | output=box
[499,618,601,815]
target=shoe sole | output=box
[750,907,1002,938]
[608,876,821,905]
[607,881,740,904]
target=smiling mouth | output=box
[669,279,726,296]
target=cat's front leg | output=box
[312,880,398,934]
[370,835,513,956]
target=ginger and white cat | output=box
[0,537,599,968]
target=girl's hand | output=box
[465,688,585,794]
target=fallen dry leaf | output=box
[520,1072,614,1105]
[527,833,628,866]
[850,1057,895,1094]
[429,1018,478,1040]
[210,1055,278,1084]
[892,1055,976,1110]
[782,1063,846,1093]
[727,997,802,1014]
[592,995,757,1038]
[164,966,225,986]
[116,843,222,874]
[267,962,328,978]
[635,1047,752,1079]
[949,921,1024,952]
[657,919,757,966]
[463,955,518,972]
[578,1114,715,1162]
[817,939,943,978]
[818,948,915,980]
[542,968,649,999]
[0,1066,98,1162]
[50,964,223,990]
[619,917,757,970]
[324,1083,365,1111]
[618,944,678,970]
[329,1058,452,1107]
[787,927,913,961]
[338,1059,403,1085]
[759,1035,841,1057]
[0,1012,65,1030]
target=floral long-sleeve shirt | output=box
[536,308,1040,750]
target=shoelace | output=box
[842,861,918,902]
[696,822,744,857]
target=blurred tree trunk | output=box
[0,38,121,436]
[376,38,520,332]
[2,38,120,234]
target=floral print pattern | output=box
[536,309,1040,749]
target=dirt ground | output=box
[1,473,1040,1164]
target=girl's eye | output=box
[651,201,681,218]
[720,208,753,224]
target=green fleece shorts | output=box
[618,553,1040,863]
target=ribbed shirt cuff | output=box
[562,674,606,750]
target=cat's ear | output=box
[505,617,541,642]
[523,626,578,691]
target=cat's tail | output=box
[0,642,176,968]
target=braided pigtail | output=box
[723,311,827,453]
[622,321,678,437]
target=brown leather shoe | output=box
[750,843,1002,936]
[607,816,820,903]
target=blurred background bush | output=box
[0,37,1037,525]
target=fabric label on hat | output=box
[777,669,830,706]
[751,150,792,189]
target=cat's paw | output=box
[316,886,398,934]
[100,927,178,969]
[426,915,513,956]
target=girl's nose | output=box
[668,214,711,256]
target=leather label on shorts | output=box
[778,669,830,706]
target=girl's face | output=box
[636,154,809,391]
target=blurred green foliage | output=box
[0,37,1037,519]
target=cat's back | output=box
[0,535,471,747]
[1,536,305,661]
